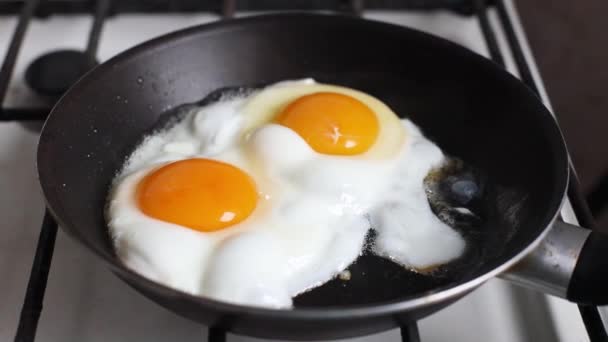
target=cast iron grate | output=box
[1,1,604,342]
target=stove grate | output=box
[1,1,604,342]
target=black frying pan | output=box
[37,14,608,340]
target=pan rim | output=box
[38,12,570,320]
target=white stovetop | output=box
[0,1,591,341]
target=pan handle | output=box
[500,220,608,305]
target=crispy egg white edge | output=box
[370,121,466,269]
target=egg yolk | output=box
[137,158,258,232]
[275,92,379,155]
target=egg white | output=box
[107,79,466,309]
[370,121,466,269]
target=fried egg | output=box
[107,79,465,309]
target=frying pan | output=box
[37,13,608,340]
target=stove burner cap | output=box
[25,50,98,97]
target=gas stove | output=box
[1,1,605,341]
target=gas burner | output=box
[25,50,97,97]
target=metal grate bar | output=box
[0,0,40,106]
[473,0,504,67]
[493,0,537,94]
[12,2,112,341]
[85,0,111,64]
[587,171,608,218]
[401,321,420,342]
[350,0,365,15]
[0,0,477,16]
[204,325,421,342]
[13,211,59,342]
[0,108,50,121]
[492,0,608,341]
[579,305,608,342]
[221,0,236,18]
[208,327,226,342]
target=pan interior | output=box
[38,14,567,309]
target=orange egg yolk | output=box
[136,158,258,232]
[275,92,379,155]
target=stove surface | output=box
[0,2,591,341]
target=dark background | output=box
[517,0,608,231]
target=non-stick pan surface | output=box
[38,14,568,340]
